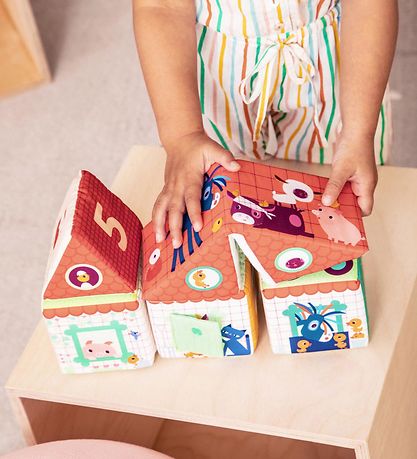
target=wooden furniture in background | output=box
[6,146,417,459]
[0,0,50,97]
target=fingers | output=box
[357,194,374,217]
[152,190,184,248]
[329,130,379,216]
[323,153,377,216]
[154,135,242,249]
[153,177,203,248]
[322,165,350,207]
[184,182,203,232]
[208,145,240,172]
[152,194,168,243]
[168,198,185,249]
[351,179,377,217]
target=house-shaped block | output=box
[142,160,368,358]
[261,258,368,354]
[42,171,156,373]
[144,248,258,359]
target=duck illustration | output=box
[347,318,365,339]
[127,354,139,364]
[184,352,204,358]
[76,270,93,289]
[212,218,223,233]
[296,339,312,353]
[333,333,347,349]
[192,270,209,288]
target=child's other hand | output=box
[153,132,240,248]
[322,132,378,216]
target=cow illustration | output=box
[228,191,314,238]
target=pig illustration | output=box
[311,207,365,246]
[82,340,118,360]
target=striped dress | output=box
[196,0,391,164]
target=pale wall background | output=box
[0,0,415,453]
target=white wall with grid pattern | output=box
[45,301,156,373]
[148,297,255,358]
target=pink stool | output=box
[1,439,172,459]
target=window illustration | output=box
[64,320,133,367]
[283,300,349,353]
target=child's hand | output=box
[322,132,378,216]
[153,132,240,248]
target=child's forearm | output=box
[340,0,398,140]
[322,0,397,215]
[132,0,202,148]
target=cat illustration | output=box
[221,324,251,356]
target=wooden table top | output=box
[6,146,417,451]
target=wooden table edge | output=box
[5,380,365,452]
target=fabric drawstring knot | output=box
[239,32,328,153]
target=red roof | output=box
[142,161,368,303]
[43,171,142,300]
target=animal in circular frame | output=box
[185,266,223,291]
[65,264,103,290]
[275,248,313,273]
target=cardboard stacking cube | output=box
[42,171,156,373]
[142,160,369,358]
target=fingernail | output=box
[155,233,163,243]
[322,195,332,206]
[172,239,181,249]
[230,161,240,170]
[194,222,202,232]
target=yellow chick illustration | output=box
[296,339,312,353]
[76,270,94,290]
[184,352,204,358]
[76,270,90,283]
[333,333,347,349]
[127,354,139,364]
[347,318,365,339]
[212,217,223,233]
[192,270,209,288]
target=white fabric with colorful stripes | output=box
[196,0,391,164]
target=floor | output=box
[0,0,415,454]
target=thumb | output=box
[207,144,240,172]
[322,166,350,207]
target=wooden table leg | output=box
[6,393,36,446]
